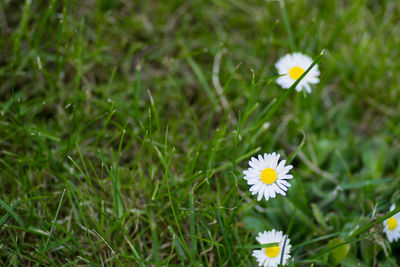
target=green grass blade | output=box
[43,188,66,252]
[279,0,296,51]
[0,199,24,227]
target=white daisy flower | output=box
[252,229,291,267]
[383,204,400,242]
[243,152,293,201]
[275,52,320,93]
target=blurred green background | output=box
[1,0,400,265]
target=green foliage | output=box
[327,238,350,266]
[1,0,400,265]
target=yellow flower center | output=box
[387,217,397,231]
[260,168,277,184]
[265,246,280,258]
[289,66,305,80]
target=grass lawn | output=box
[1,0,400,266]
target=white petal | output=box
[249,158,259,169]
[307,76,320,84]
[276,182,287,192]
[243,169,259,177]
[280,174,293,180]
[263,258,271,267]
[273,183,285,196]
[276,76,291,89]
[388,232,394,242]
[269,186,276,198]
[250,182,262,193]
[278,179,291,188]
[276,160,287,171]
[278,164,293,174]
[270,153,280,169]
[257,186,265,201]
[258,154,266,166]
[263,187,270,201]
[295,83,303,92]
[247,178,261,185]
[303,83,311,93]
